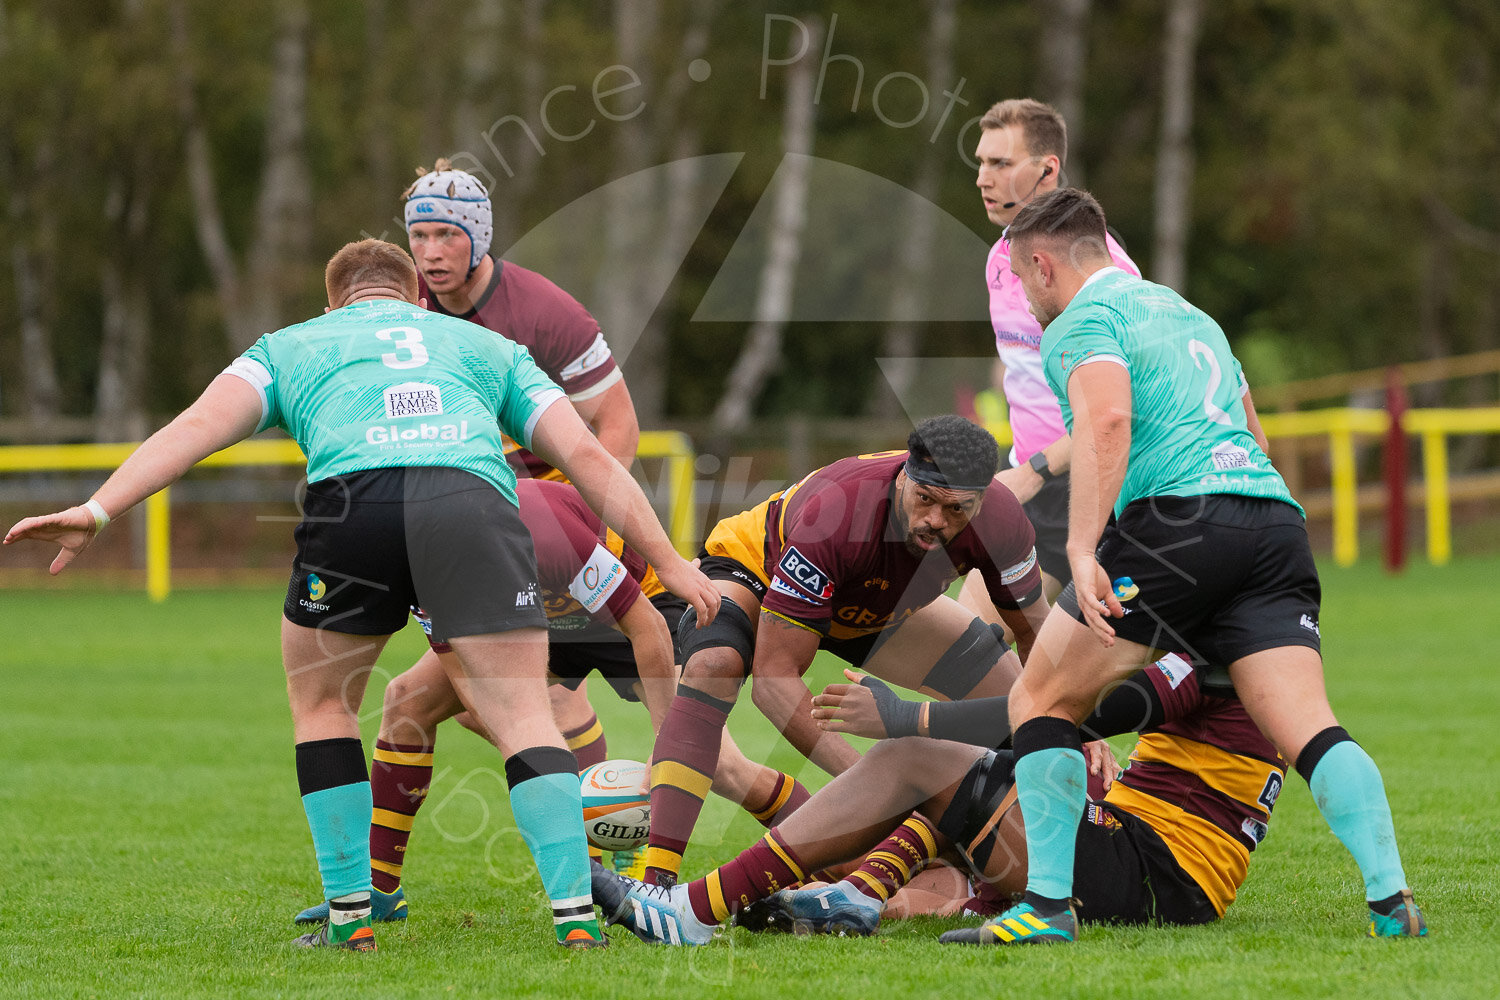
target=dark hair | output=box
[325,239,419,306]
[906,415,999,491]
[978,98,1067,166]
[1005,188,1111,266]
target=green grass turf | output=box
[1,557,1495,998]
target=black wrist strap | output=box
[1028,450,1054,482]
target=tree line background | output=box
[2,0,1498,446]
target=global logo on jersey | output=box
[1112,576,1140,601]
[384,382,444,419]
[776,546,833,600]
[366,420,475,445]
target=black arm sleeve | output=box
[923,696,1012,748]
[918,667,1166,749]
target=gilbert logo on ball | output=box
[579,759,651,852]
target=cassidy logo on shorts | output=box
[300,573,331,613]
[384,382,444,419]
[1112,576,1140,601]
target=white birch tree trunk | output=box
[1152,0,1202,293]
[94,168,152,442]
[172,0,312,353]
[712,19,820,433]
[1037,0,1091,187]
[871,0,956,418]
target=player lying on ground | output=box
[642,415,1049,885]
[3,240,719,953]
[592,657,1286,945]
[289,478,815,924]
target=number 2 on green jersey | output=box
[1189,339,1231,426]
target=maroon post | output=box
[1383,367,1409,573]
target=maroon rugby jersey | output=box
[420,259,619,479]
[518,479,653,639]
[1104,656,1287,916]
[759,451,1041,640]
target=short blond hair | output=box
[324,239,419,307]
[978,98,1067,165]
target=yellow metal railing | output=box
[984,406,1500,568]
[1401,409,1500,565]
[0,432,698,600]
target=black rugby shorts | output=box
[284,466,546,640]
[1058,494,1321,666]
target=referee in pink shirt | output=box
[962,98,1140,609]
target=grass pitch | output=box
[2,557,1495,998]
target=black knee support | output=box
[936,749,1017,870]
[922,618,1006,700]
[677,597,757,678]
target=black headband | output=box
[904,455,990,493]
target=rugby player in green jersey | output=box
[4,239,719,952]
[981,187,1424,943]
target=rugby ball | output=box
[579,759,651,852]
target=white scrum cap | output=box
[403,159,493,271]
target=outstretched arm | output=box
[529,400,718,625]
[749,611,863,776]
[4,375,263,573]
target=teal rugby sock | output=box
[1300,731,1408,902]
[506,746,600,942]
[296,738,375,900]
[1012,717,1087,905]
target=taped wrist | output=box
[859,675,922,737]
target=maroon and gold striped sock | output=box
[745,771,811,827]
[561,713,609,770]
[369,739,434,894]
[645,691,730,884]
[687,830,807,925]
[846,813,940,903]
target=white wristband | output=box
[84,498,111,532]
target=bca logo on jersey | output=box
[1257,771,1284,812]
[776,547,833,600]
